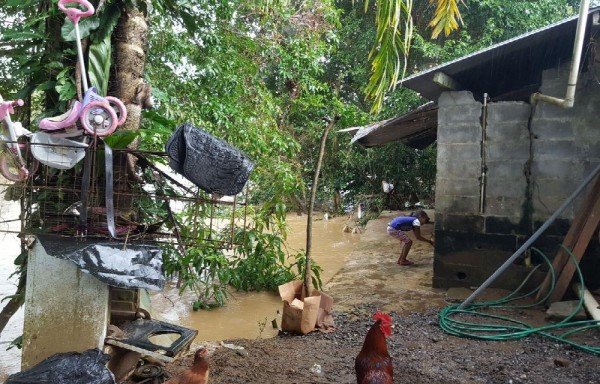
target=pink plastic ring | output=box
[80,101,118,137]
[58,0,95,24]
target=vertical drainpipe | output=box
[528,0,590,264]
[479,93,488,214]
[530,0,591,108]
[523,103,537,268]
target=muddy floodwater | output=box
[0,211,360,378]
[0,198,24,379]
[150,213,360,342]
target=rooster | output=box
[355,311,393,384]
[164,348,209,384]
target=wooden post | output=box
[304,116,338,298]
[536,174,600,303]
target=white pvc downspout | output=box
[573,283,600,321]
[530,0,591,108]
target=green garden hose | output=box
[438,246,600,355]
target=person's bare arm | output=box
[414,226,434,245]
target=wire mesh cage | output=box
[0,137,250,251]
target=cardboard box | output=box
[278,280,335,334]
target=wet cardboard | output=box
[278,280,335,334]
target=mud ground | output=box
[149,211,600,384]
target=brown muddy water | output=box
[0,211,360,378]
[149,213,360,342]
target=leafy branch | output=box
[364,0,465,113]
[364,0,413,113]
[428,0,464,39]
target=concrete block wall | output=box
[435,91,482,217]
[433,73,600,289]
[531,67,600,221]
[434,91,537,288]
[484,102,531,221]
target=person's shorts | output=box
[387,226,412,244]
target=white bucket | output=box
[31,132,88,170]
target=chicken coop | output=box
[0,138,249,248]
[0,133,252,373]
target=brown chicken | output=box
[164,348,209,384]
[354,311,393,384]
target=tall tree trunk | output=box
[41,0,65,111]
[111,6,150,207]
[112,6,149,130]
[304,116,338,298]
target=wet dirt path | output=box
[1,208,445,380]
[325,210,447,314]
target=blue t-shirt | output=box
[389,216,420,231]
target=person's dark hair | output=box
[415,210,429,219]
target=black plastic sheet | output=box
[37,235,164,291]
[6,349,115,384]
[166,122,254,195]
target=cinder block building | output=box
[352,7,600,293]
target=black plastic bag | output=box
[166,122,254,195]
[6,348,115,384]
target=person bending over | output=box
[387,210,434,266]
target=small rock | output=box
[310,363,323,376]
[236,349,249,357]
[546,301,588,321]
[553,357,571,367]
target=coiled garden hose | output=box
[439,245,600,355]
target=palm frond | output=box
[428,0,464,39]
[364,0,413,113]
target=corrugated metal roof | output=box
[350,102,437,149]
[351,7,600,148]
[401,7,600,101]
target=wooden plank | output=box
[548,192,600,303]
[536,174,600,302]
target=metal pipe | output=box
[74,20,89,92]
[530,0,591,108]
[479,93,488,213]
[573,283,600,321]
[458,162,600,309]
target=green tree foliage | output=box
[364,0,577,112]
[410,0,576,72]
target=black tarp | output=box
[6,349,115,384]
[36,235,164,291]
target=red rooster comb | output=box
[373,311,393,337]
[373,311,392,324]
